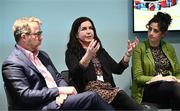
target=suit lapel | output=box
[14,46,41,75]
[37,51,58,82]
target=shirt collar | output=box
[16,44,39,59]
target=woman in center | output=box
[65,16,143,110]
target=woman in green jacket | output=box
[131,12,180,110]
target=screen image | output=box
[133,0,180,32]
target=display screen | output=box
[133,0,180,32]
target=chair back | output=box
[4,85,14,110]
[61,70,76,87]
[61,70,69,83]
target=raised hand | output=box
[127,36,139,56]
[80,39,100,67]
[86,39,100,59]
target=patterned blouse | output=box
[85,57,119,103]
[150,46,172,76]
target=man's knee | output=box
[83,91,99,98]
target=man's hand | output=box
[58,86,77,95]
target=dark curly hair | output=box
[146,12,172,33]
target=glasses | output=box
[27,31,43,36]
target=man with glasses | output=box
[2,16,114,110]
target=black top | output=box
[65,47,128,93]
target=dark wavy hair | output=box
[146,12,172,33]
[67,17,102,55]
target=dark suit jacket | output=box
[2,45,67,110]
[65,48,128,93]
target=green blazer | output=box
[131,40,180,103]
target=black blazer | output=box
[2,46,67,110]
[65,48,128,93]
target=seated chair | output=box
[61,70,75,86]
[61,70,69,83]
[4,85,14,111]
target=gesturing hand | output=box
[127,36,139,56]
[86,39,100,59]
[80,39,100,67]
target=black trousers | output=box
[142,81,180,110]
[41,91,114,110]
[110,90,144,110]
